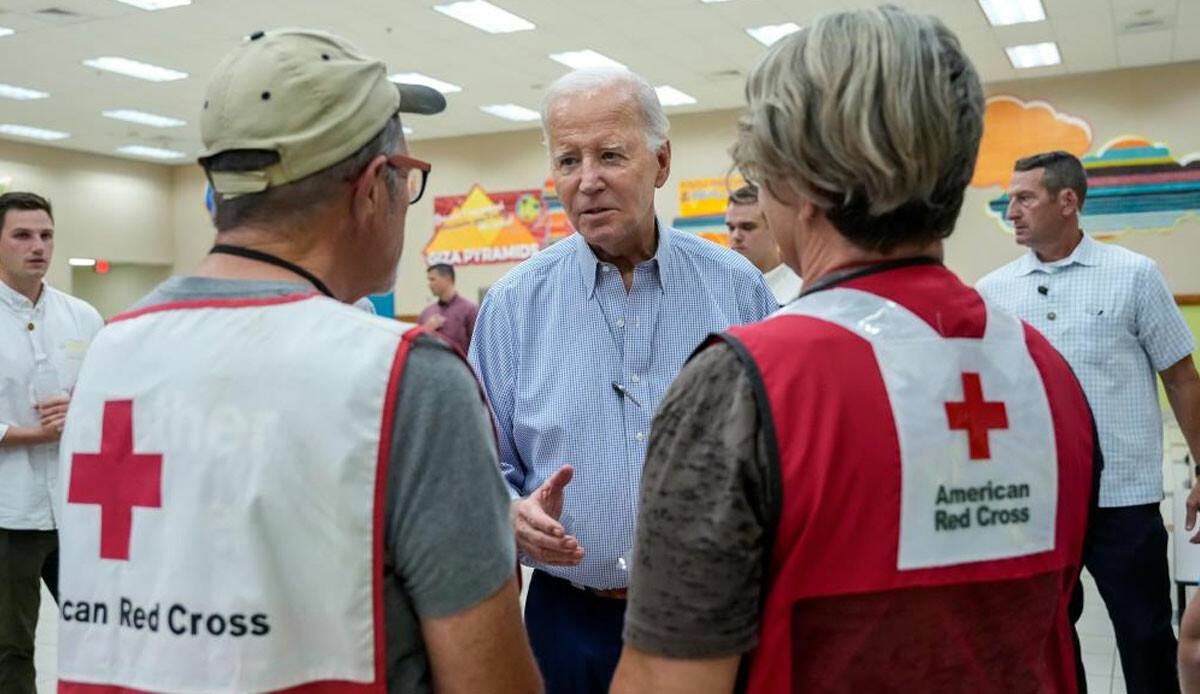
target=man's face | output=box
[1006,168,1070,250]
[426,270,452,298]
[0,209,54,289]
[547,85,670,257]
[726,202,778,272]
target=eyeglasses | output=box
[386,153,432,204]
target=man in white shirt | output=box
[726,184,801,305]
[977,151,1200,694]
[0,191,102,693]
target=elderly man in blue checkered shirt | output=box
[468,67,776,694]
[977,150,1200,694]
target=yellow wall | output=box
[0,139,174,296]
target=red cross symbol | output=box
[68,400,163,561]
[944,373,1009,460]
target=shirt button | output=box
[635,432,645,442]
[27,322,34,331]
[631,373,640,383]
[1047,312,1056,321]
[601,265,611,273]
[616,318,625,329]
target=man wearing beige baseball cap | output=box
[55,28,541,694]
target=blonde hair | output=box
[731,5,984,252]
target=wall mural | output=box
[671,175,745,247]
[974,95,1200,238]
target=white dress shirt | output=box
[0,278,103,529]
[977,234,1195,507]
[765,262,803,305]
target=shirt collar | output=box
[1015,231,1101,276]
[575,216,671,298]
[0,276,42,311]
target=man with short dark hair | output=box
[55,29,539,694]
[419,263,477,353]
[0,191,102,693]
[978,150,1200,694]
[726,184,800,305]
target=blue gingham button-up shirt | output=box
[977,233,1195,507]
[469,223,777,588]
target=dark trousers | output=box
[0,528,58,694]
[1083,503,1179,694]
[524,570,626,694]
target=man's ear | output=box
[1058,188,1080,217]
[351,154,390,229]
[654,140,672,189]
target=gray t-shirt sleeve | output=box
[623,341,772,658]
[386,336,516,618]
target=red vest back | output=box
[720,263,1094,694]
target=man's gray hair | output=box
[731,5,984,253]
[540,67,670,152]
[205,116,403,233]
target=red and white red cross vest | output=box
[56,293,427,694]
[716,262,1095,694]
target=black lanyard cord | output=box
[209,244,335,299]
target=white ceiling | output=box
[0,0,1194,165]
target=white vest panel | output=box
[57,295,410,693]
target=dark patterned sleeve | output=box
[623,341,772,658]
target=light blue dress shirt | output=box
[469,223,777,588]
[977,233,1195,507]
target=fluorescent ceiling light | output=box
[103,109,186,128]
[433,1,535,34]
[1005,42,1061,68]
[746,22,801,46]
[655,85,697,106]
[69,258,96,267]
[119,145,186,160]
[0,27,14,37]
[111,0,191,8]
[480,103,540,122]
[0,83,48,100]
[978,0,1045,26]
[389,72,462,94]
[83,57,187,82]
[549,49,625,70]
[0,124,69,140]
[700,0,733,3]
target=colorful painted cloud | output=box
[971,96,1092,188]
[987,137,1200,236]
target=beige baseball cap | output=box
[199,28,446,196]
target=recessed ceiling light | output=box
[549,49,625,70]
[389,72,462,94]
[0,27,14,37]
[83,56,188,82]
[403,126,414,135]
[480,103,541,122]
[118,145,186,160]
[0,124,69,140]
[103,109,186,128]
[978,0,1046,26]
[655,85,697,106]
[699,0,734,3]
[0,83,49,100]
[433,1,535,34]
[746,22,801,46]
[111,0,191,8]
[68,258,97,267]
[1005,42,1061,68]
